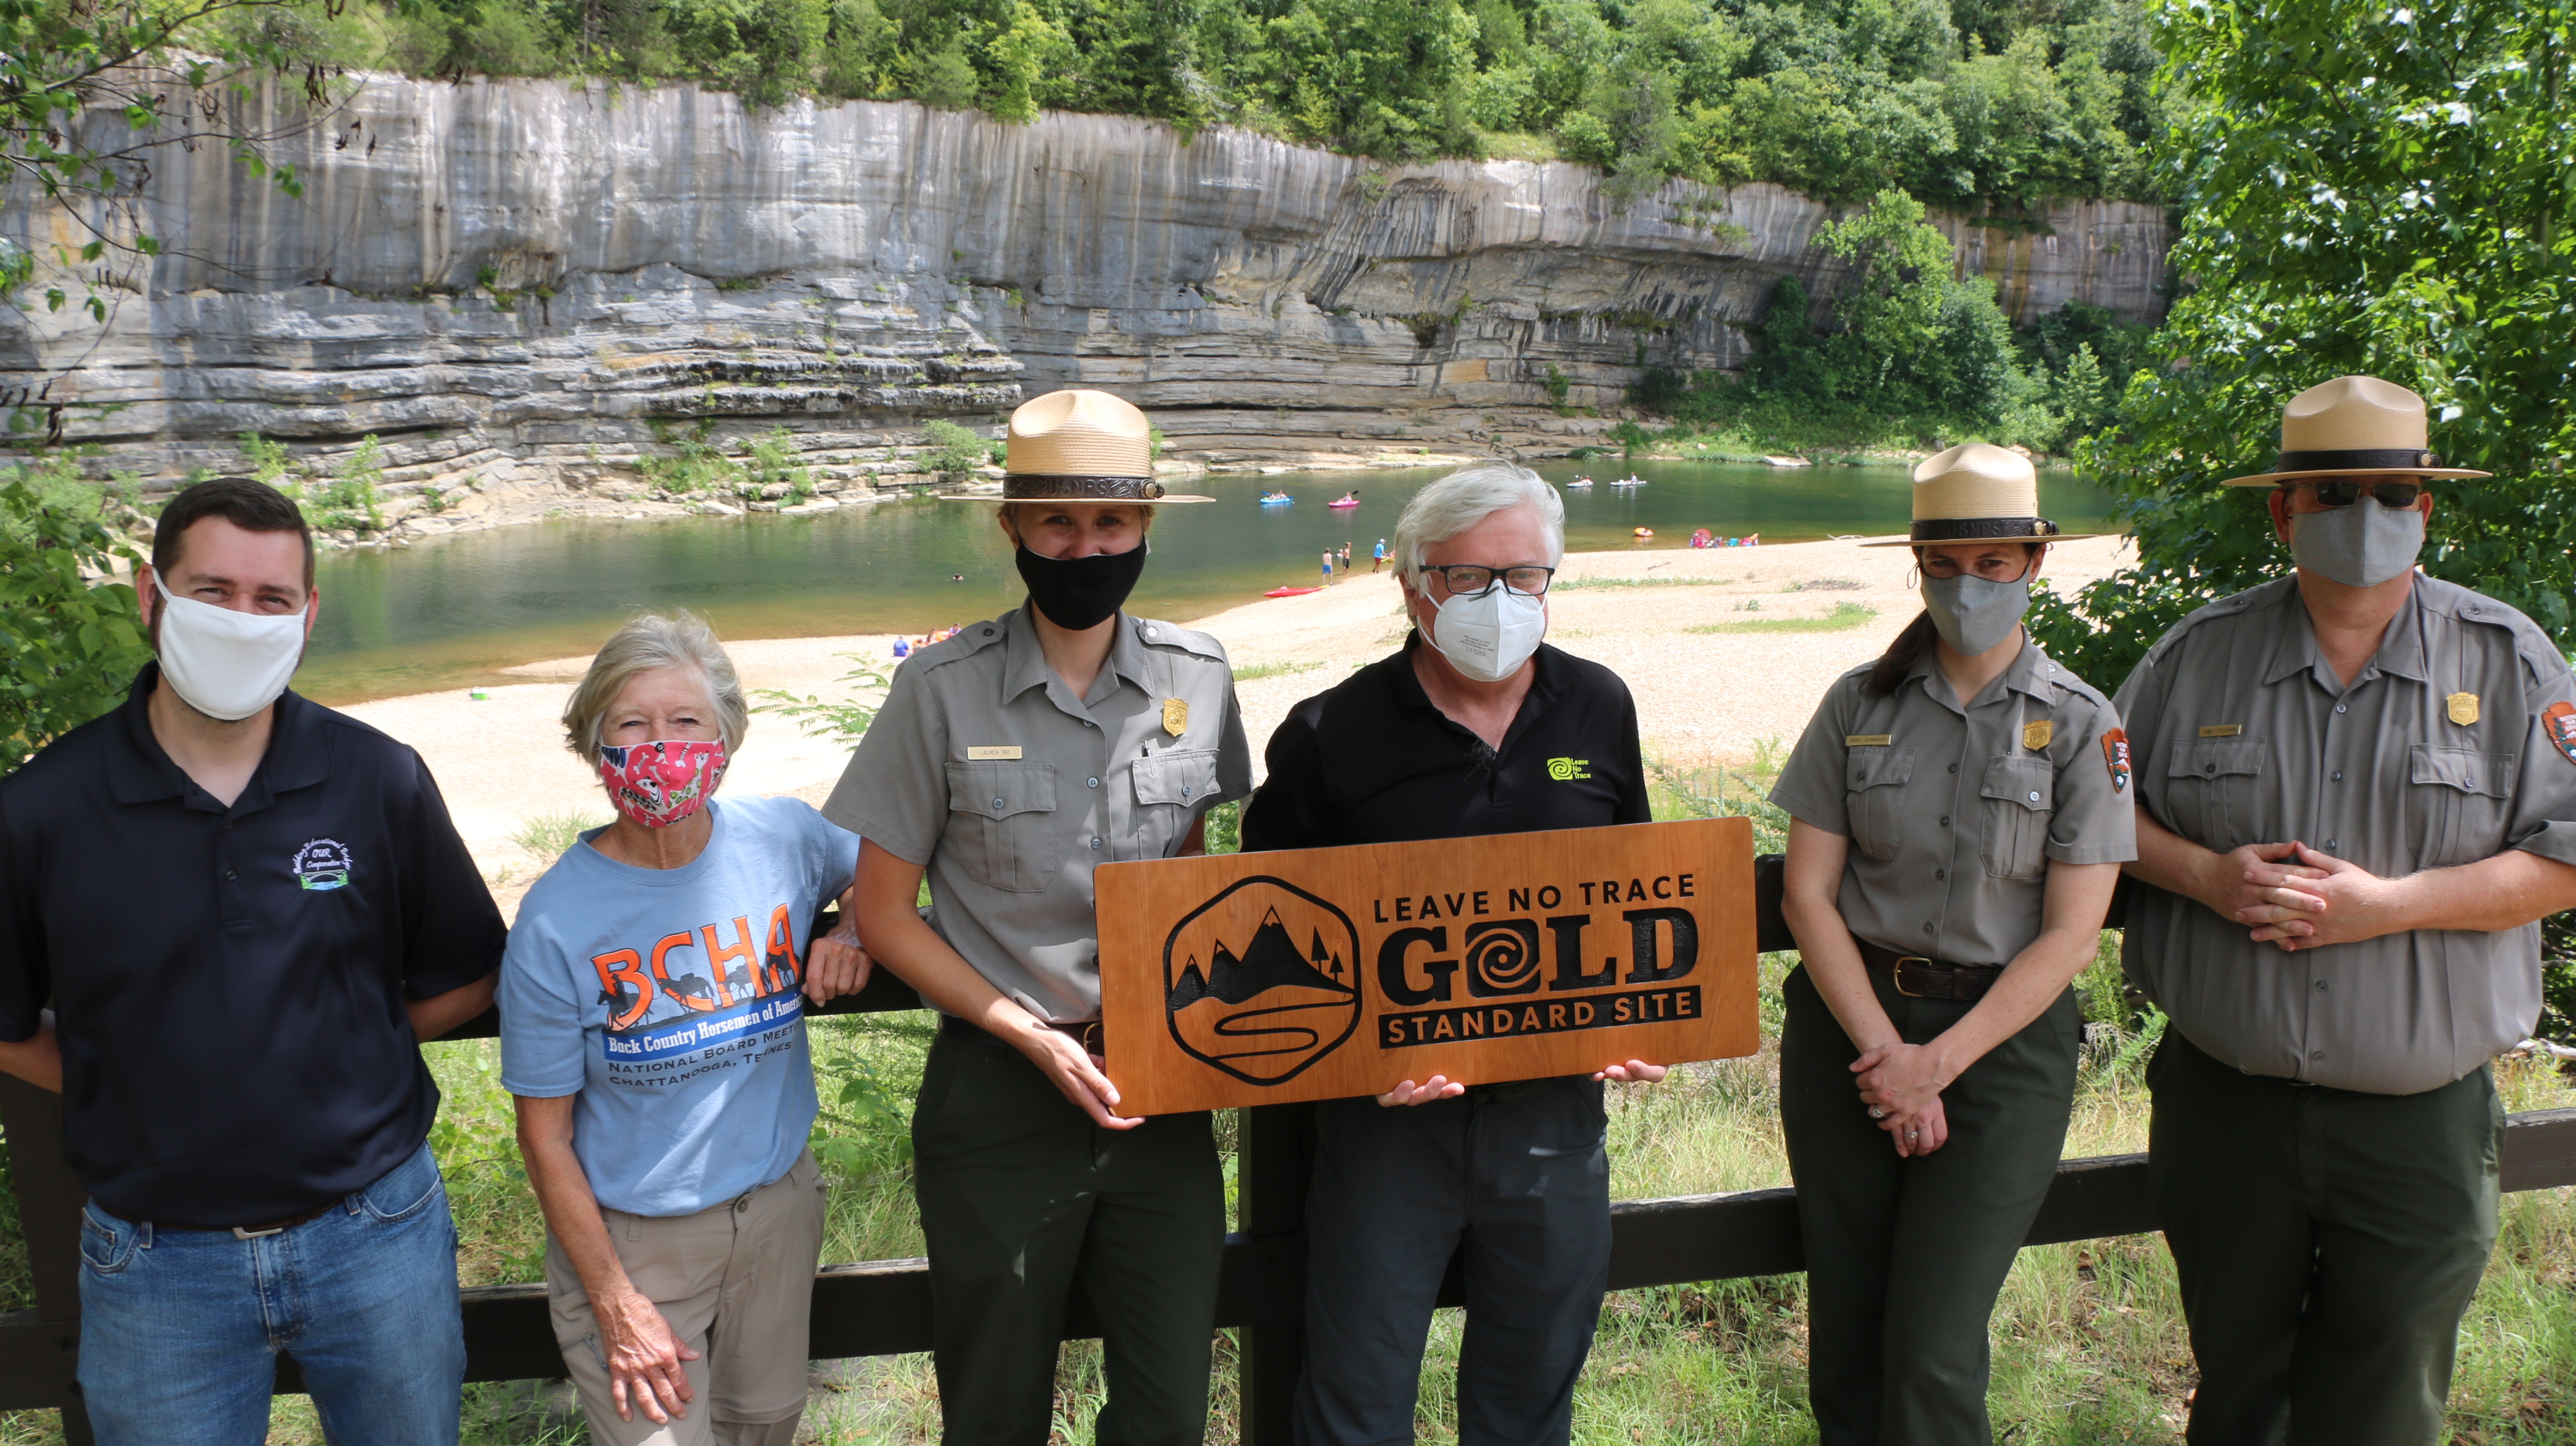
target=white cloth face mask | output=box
[152,575,307,722]
[1426,582,1549,683]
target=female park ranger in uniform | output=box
[824,390,1252,1445]
[1769,444,2136,1445]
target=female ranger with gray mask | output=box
[1766,444,2137,1445]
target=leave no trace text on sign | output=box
[1095,818,1760,1116]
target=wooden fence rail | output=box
[5,970,2574,1445]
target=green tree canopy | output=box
[2030,0,2576,688]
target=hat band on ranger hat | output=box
[1002,474,1169,501]
[2272,448,2437,473]
[1912,517,2061,542]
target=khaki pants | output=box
[546,1149,828,1446]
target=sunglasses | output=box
[2282,479,2424,509]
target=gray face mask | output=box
[2289,499,2425,587]
[1919,573,2031,657]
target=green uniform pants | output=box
[2149,1029,2502,1446]
[911,1027,1226,1446]
[1779,964,2082,1446]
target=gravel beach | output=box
[340,532,2133,916]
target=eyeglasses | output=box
[2283,479,2424,510]
[1417,563,1557,597]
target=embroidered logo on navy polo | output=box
[1546,757,1592,781]
[292,838,353,891]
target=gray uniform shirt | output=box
[2113,574,2576,1094]
[1771,640,2137,967]
[822,606,1253,1023]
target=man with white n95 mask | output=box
[1240,462,1664,1446]
[0,477,504,1445]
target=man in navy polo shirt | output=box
[0,478,504,1445]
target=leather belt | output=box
[97,1200,336,1239]
[941,1012,1107,1059]
[1858,942,2004,1003]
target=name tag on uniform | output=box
[967,746,1024,760]
[1845,734,1892,747]
[2198,724,2243,738]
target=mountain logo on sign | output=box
[1163,877,1361,1085]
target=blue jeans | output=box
[76,1142,466,1446]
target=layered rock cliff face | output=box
[4,73,2171,500]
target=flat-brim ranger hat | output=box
[942,388,1212,503]
[1859,443,2092,546]
[2220,375,2490,486]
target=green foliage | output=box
[0,469,150,771]
[742,426,813,498]
[753,652,891,747]
[80,0,2164,208]
[638,419,741,494]
[919,418,988,482]
[2029,0,2576,691]
[509,810,605,856]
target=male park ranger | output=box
[830,390,1253,1445]
[2114,376,2576,1444]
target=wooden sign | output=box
[1095,818,1759,1116]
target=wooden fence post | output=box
[0,1072,93,1445]
[1236,1103,1313,1446]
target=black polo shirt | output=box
[0,666,504,1226]
[1243,635,1651,850]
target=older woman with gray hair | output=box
[1241,462,1664,1446]
[499,611,867,1446]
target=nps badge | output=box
[2101,729,2132,794]
[1162,698,1189,737]
[2022,720,2053,751]
[2546,700,2576,766]
[2447,693,2481,727]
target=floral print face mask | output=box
[597,739,728,828]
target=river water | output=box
[302,459,2113,703]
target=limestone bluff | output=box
[3,74,2170,515]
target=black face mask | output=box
[1015,542,1147,631]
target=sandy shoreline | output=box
[340,533,2133,916]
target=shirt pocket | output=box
[944,762,1060,893]
[2405,745,2515,868]
[2161,736,2268,850]
[1131,748,1221,858]
[1979,756,2054,881]
[1843,747,1916,861]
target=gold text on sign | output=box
[1846,734,1893,748]
[2023,721,2053,751]
[2198,724,2243,738]
[967,746,1023,760]
[2448,693,2480,727]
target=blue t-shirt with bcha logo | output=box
[499,796,859,1217]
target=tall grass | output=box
[2,752,2571,1442]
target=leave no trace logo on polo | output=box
[292,838,353,891]
[1163,877,1361,1086]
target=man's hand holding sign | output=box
[1093,818,1758,1114]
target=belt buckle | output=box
[232,1224,286,1240]
[1892,957,1934,998]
